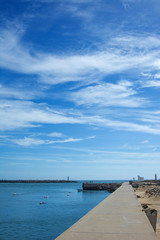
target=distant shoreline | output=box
[0,180,78,183]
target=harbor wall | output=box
[55,182,158,240]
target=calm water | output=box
[0,181,122,240]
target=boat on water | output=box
[77,189,83,192]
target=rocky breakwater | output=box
[0,180,78,183]
[146,186,160,197]
[83,182,121,193]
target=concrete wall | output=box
[55,182,158,240]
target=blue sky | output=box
[0,0,160,180]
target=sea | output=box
[0,180,124,240]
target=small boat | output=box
[77,189,83,192]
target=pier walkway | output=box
[55,182,158,240]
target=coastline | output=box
[134,181,160,240]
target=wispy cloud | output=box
[48,132,66,138]
[99,118,160,135]
[52,145,160,161]
[86,135,96,139]
[11,135,95,146]
[0,100,84,131]
[120,0,136,9]
[12,137,45,146]
[139,110,160,124]
[70,80,146,108]
[0,84,41,100]
[48,137,83,144]
[110,34,160,50]
[1,28,160,85]
[141,80,160,88]
[2,147,160,164]
[141,140,149,144]
[0,99,160,134]
[154,73,160,79]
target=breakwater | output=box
[56,182,158,240]
[0,180,78,183]
[83,182,121,192]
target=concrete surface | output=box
[55,182,158,240]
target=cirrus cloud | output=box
[0,99,160,135]
[70,80,146,108]
[1,28,160,86]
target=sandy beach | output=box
[135,181,160,239]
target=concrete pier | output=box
[55,182,158,240]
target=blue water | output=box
[0,181,122,240]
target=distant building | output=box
[155,174,157,181]
[67,176,69,181]
[138,175,144,181]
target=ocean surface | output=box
[0,180,123,240]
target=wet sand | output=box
[135,182,160,239]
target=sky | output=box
[0,0,160,180]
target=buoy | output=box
[13,193,16,195]
[44,196,47,198]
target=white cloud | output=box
[141,80,160,88]
[111,34,160,50]
[139,110,160,124]
[70,80,146,108]
[86,135,96,139]
[140,118,160,124]
[0,100,85,131]
[48,132,66,138]
[49,135,96,143]
[120,0,136,9]
[141,140,149,144]
[154,73,160,79]
[0,99,160,135]
[1,29,160,85]
[12,137,45,146]
[100,117,160,135]
[48,137,83,144]
[11,136,88,146]
[0,84,40,100]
